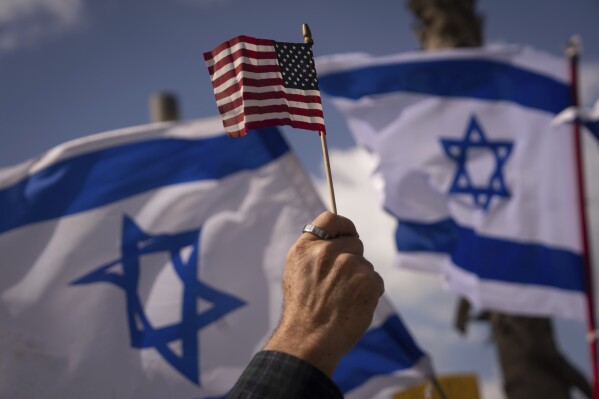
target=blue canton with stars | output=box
[273,41,319,90]
[71,216,246,385]
[440,115,514,210]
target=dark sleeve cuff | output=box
[226,350,343,399]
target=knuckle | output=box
[374,271,385,296]
[294,240,335,267]
[315,211,336,231]
[351,259,385,294]
[286,242,302,262]
[312,240,332,258]
[335,252,358,267]
[355,238,365,255]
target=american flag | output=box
[203,35,326,137]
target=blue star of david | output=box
[440,115,513,210]
[71,216,246,385]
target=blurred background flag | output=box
[0,117,433,398]
[316,45,587,320]
[335,297,434,399]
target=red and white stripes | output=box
[204,35,325,137]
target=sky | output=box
[1,1,599,398]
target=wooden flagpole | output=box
[567,36,599,399]
[302,23,338,214]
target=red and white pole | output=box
[567,36,599,399]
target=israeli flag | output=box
[317,45,586,320]
[0,118,431,398]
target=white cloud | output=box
[0,0,84,53]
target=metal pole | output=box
[567,36,599,399]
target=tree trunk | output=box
[408,0,482,49]
[406,1,591,398]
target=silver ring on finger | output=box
[302,224,332,240]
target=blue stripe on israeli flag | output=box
[0,128,287,234]
[395,218,584,292]
[318,58,570,114]
[335,314,426,394]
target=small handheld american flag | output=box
[203,25,337,214]
[203,35,326,138]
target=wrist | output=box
[263,323,342,377]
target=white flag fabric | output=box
[553,98,599,142]
[317,45,586,320]
[0,118,431,398]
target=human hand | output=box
[263,211,385,377]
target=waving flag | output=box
[0,118,431,398]
[203,35,325,137]
[336,297,433,399]
[554,99,599,143]
[317,46,586,320]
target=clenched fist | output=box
[264,212,385,377]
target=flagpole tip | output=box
[302,23,313,45]
[566,35,582,58]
